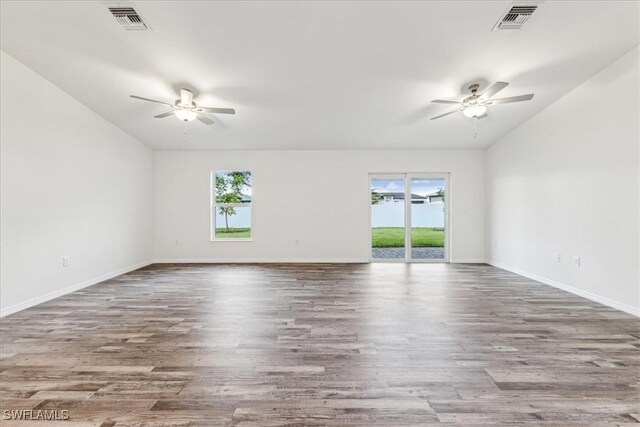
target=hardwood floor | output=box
[1,263,638,426]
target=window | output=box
[211,171,252,240]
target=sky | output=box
[371,178,444,197]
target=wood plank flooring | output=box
[1,263,638,426]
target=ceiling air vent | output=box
[108,6,148,31]
[493,3,541,31]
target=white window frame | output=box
[210,170,253,242]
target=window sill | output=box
[210,238,254,242]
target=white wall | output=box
[0,51,154,315]
[486,47,640,315]
[154,150,485,262]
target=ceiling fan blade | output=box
[154,111,175,118]
[480,82,509,100]
[180,89,193,107]
[196,107,236,115]
[430,109,460,120]
[130,95,172,106]
[489,94,534,104]
[196,113,214,125]
[431,99,462,105]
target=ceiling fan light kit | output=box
[462,104,487,118]
[174,107,198,122]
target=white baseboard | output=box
[154,258,487,264]
[0,260,153,318]
[489,261,639,317]
[153,258,370,264]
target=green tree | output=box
[435,187,445,213]
[215,172,251,231]
[371,190,380,205]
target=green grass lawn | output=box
[215,228,251,239]
[372,227,444,248]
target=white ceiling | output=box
[1,1,638,150]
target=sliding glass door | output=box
[410,176,446,261]
[370,174,448,262]
[370,176,406,260]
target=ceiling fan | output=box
[430,82,533,121]
[130,89,235,124]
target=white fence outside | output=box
[215,208,251,229]
[372,201,444,228]
[213,201,445,229]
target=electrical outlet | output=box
[573,256,580,267]
[62,256,70,267]
[554,253,561,263]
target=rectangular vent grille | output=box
[493,3,540,31]
[109,7,148,31]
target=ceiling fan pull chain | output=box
[474,117,478,139]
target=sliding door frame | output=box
[407,173,450,263]
[368,174,407,263]
[368,172,450,263]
